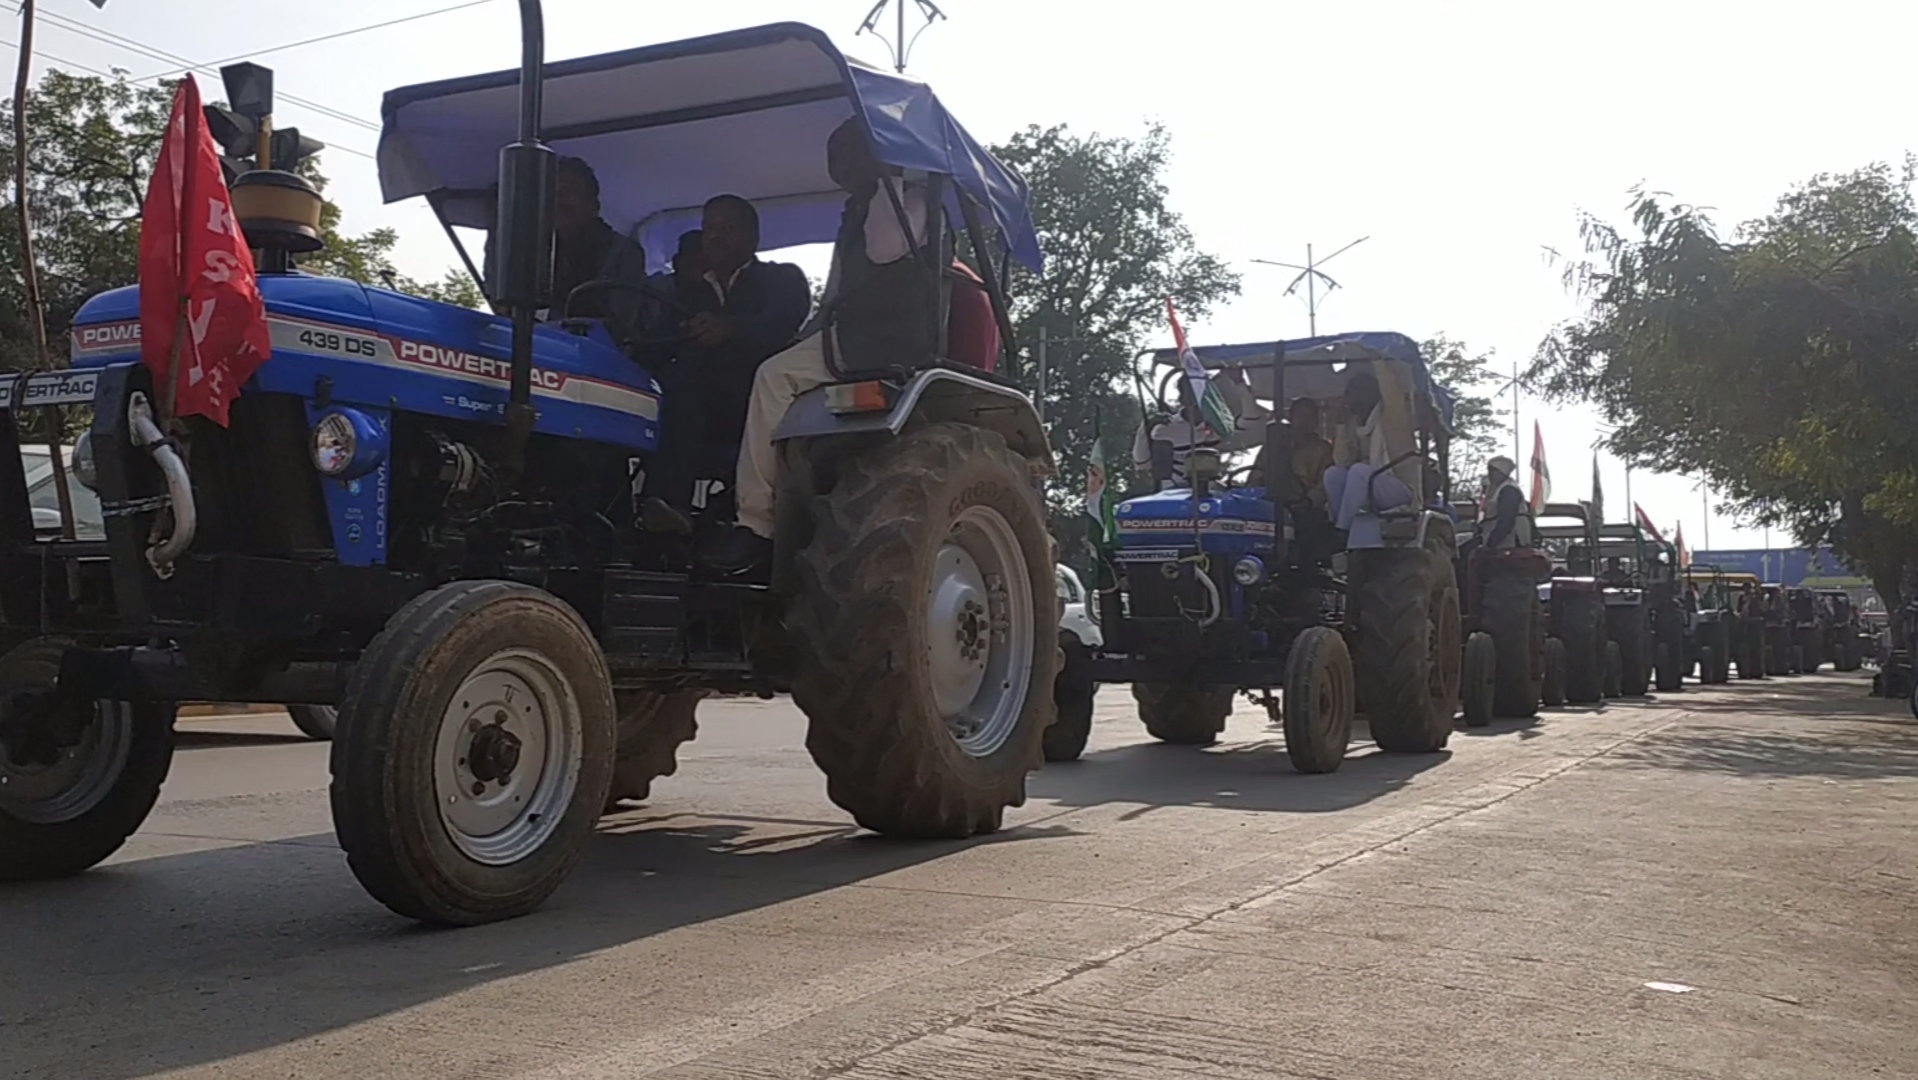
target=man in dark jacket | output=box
[641,195,809,532]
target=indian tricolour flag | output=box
[1165,298,1234,439]
[1528,420,1550,514]
[1085,431,1114,547]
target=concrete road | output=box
[3,675,1914,1079]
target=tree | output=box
[1531,163,1918,601]
[986,123,1240,524]
[0,67,481,378]
[1422,334,1507,492]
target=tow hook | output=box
[126,392,197,579]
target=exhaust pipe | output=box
[127,392,196,578]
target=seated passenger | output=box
[1321,370,1418,532]
[697,117,931,576]
[641,195,810,532]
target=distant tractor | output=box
[1533,502,1610,705]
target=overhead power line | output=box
[145,0,502,80]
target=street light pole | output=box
[1251,235,1369,337]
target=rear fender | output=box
[772,368,1052,467]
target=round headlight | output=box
[311,412,357,477]
[70,432,97,490]
[1233,555,1266,586]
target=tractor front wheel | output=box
[330,581,616,925]
[1461,631,1496,728]
[1282,627,1353,773]
[0,638,176,881]
[1541,637,1568,707]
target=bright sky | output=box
[21,0,1916,551]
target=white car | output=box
[1056,564,1102,647]
[21,445,104,540]
[1047,565,1101,763]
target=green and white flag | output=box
[1166,298,1234,439]
[1084,430,1114,547]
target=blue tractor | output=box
[0,16,1059,924]
[1055,336,1464,773]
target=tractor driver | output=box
[696,117,931,577]
[483,156,653,347]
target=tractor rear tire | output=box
[1462,631,1496,728]
[1353,548,1456,754]
[1134,683,1235,745]
[790,423,1055,839]
[1282,626,1353,773]
[1559,593,1606,704]
[1482,571,1543,717]
[604,689,703,812]
[288,704,337,741]
[330,581,616,925]
[1045,636,1096,763]
[0,638,176,881]
[1541,637,1568,707]
[1605,640,1624,698]
[1610,607,1651,696]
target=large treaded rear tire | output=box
[1482,570,1543,717]
[0,638,176,881]
[790,423,1055,839]
[330,581,617,925]
[1045,636,1096,763]
[1354,548,1455,754]
[1134,682,1235,745]
[604,690,703,811]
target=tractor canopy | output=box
[377,21,1041,274]
[1143,333,1458,434]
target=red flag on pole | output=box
[1633,502,1666,544]
[1527,420,1550,514]
[138,74,271,427]
[1675,523,1690,567]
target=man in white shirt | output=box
[700,118,929,576]
[1322,370,1418,532]
[1130,367,1269,490]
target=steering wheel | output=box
[562,277,698,347]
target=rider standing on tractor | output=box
[1323,370,1418,531]
[1478,455,1532,549]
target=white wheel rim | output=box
[434,649,582,866]
[0,701,132,824]
[927,505,1035,758]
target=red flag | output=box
[1633,502,1666,543]
[1675,523,1690,567]
[138,75,271,427]
[1527,420,1549,514]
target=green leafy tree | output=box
[1531,163,1918,601]
[986,123,1241,532]
[0,68,482,378]
[1422,334,1507,495]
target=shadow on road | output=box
[1029,718,1452,817]
[1599,673,1918,779]
[0,810,1071,1078]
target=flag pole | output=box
[12,0,76,541]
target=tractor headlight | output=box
[1233,555,1266,586]
[70,432,97,490]
[309,408,386,480]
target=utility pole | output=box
[857,0,947,73]
[1036,325,1048,424]
[1251,235,1369,337]
[1696,478,1710,552]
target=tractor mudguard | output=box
[772,367,1052,467]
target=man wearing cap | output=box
[1479,455,1532,549]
